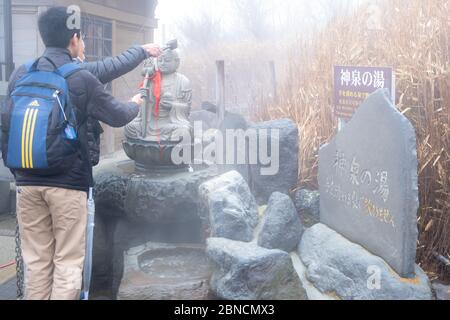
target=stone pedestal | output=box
[91,152,219,298]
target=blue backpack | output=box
[1,57,83,175]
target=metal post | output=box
[4,0,14,81]
[215,60,225,123]
[161,23,166,45]
[269,60,277,100]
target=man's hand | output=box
[130,94,144,106]
[142,43,162,57]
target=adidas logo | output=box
[28,100,40,107]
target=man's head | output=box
[157,50,180,75]
[38,6,81,58]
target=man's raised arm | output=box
[81,44,161,84]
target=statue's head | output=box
[157,50,180,74]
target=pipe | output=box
[433,251,450,269]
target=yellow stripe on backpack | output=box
[24,108,34,169]
[29,109,39,169]
[20,108,39,169]
[21,108,31,168]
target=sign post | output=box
[333,65,395,131]
[216,60,225,123]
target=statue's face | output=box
[157,50,180,74]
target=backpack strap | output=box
[23,60,35,73]
[56,62,82,79]
[57,62,92,187]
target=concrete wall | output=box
[0,81,7,96]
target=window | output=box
[81,13,113,90]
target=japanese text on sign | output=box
[325,150,395,228]
[333,66,395,119]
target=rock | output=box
[190,110,218,131]
[215,104,251,182]
[432,282,450,300]
[207,237,307,300]
[249,119,299,205]
[200,101,248,132]
[258,192,304,252]
[299,224,433,300]
[118,242,213,300]
[199,171,258,242]
[319,89,419,278]
[293,189,320,227]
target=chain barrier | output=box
[14,214,24,300]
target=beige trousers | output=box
[16,186,87,300]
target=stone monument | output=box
[319,89,419,278]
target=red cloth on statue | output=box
[152,71,162,117]
[139,71,164,159]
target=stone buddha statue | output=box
[123,47,193,171]
[124,49,192,142]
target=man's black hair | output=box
[38,6,80,49]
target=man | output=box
[2,6,160,300]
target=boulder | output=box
[432,282,450,301]
[293,189,320,227]
[249,119,299,205]
[258,192,304,252]
[199,171,258,242]
[207,237,307,300]
[299,224,433,300]
[190,110,218,131]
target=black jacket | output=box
[79,45,149,165]
[4,47,141,192]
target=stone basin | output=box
[118,242,213,300]
[139,248,211,281]
[123,138,193,173]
